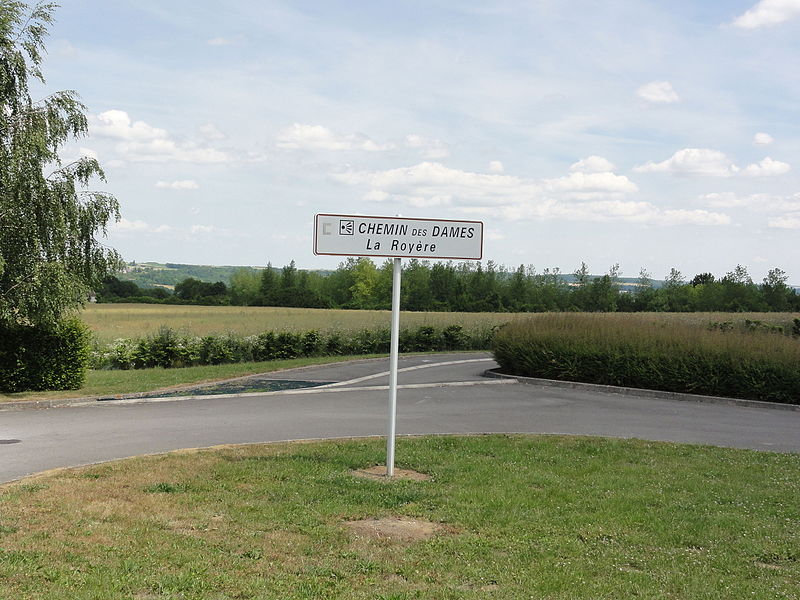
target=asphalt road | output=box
[1,353,798,483]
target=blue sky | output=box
[38,0,800,282]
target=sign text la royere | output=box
[314,214,483,260]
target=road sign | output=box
[314,213,483,260]
[312,212,484,478]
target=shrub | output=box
[0,319,91,392]
[492,314,800,404]
[88,323,495,371]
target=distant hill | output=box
[119,262,263,289]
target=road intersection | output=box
[2,353,798,483]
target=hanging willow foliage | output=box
[0,1,121,328]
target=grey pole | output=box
[386,257,402,477]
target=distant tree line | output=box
[97,260,800,313]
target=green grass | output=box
[0,355,384,403]
[0,435,797,599]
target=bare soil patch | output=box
[351,465,432,481]
[344,516,445,542]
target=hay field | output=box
[81,304,798,343]
[81,304,520,343]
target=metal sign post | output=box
[386,257,402,477]
[314,213,483,477]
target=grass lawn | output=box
[0,435,797,599]
[0,355,385,404]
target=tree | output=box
[349,258,379,309]
[0,2,121,328]
[276,260,298,306]
[662,268,689,311]
[720,264,763,311]
[259,263,278,305]
[570,262,591,310]
[229,268,261,306]
[690,272,715,287]
[761,267,792,312]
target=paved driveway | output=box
[1,353,798,483]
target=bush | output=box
[89,323,495,372]
[0,319,91,392]
[492,314,800,404]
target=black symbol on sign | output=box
[339,220,355,235]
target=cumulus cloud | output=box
[488,160,504,173]
[90,110,230,163]
[544,171,638,195]
[635,148,738,177]
[277,123,394,152]
[111,218,172,234]
[741,157,791,177]
[405,134,450,159]
[636,81,680,104]
[754,132,774,145]
[700,192,800,213]
[91,110,167,141]
[570,156,616,173]
[768,215,800,229]
[660,209,731,226]
[636,148,791,178]
[156,180,199,190]
[332,161,726,227]
[731,0,800,29]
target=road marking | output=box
[318,357,496,388]
[71,379,515,407]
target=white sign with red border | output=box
[314,213,483,260]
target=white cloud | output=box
[741,157,791,177]
[544,171,638,194]
[199,123,226,141]
[701,192,752,208]
[92,110,167,142]
[634,148,739,177]
[332,162,724,227]
[405,134,449,159]
[488,160,504,173]
[90,110,230,164]
[190,225,225,235]
[731,0,800,29]
[277,123,394,152]
[156,180,200,190]
[111,218,172,234]
[636,81,680,104]
[570,156,616,173]
[754,132,774,145]
[660,209,732,226]
[363,190,390,202]
[702,191,800,212]
[79,147,98,160]
[768,215,800,229]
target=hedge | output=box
[90,324,494,370]
[0,319,91,392]
[491,314,800,404]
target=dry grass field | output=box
[81,304,798,343]
[81,304,522,343]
